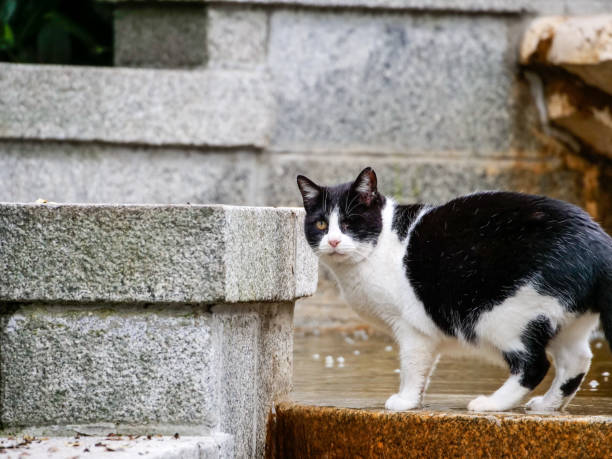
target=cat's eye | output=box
[315,221,328,230]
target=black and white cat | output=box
[297,167,612,412]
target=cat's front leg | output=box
[385,329,438,411]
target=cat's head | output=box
[297,167,386,264]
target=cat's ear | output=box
[352,167,378,205]
[297,175,322,210]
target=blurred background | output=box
[2,0,612,330]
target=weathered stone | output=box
[543,78,612,160]
[0,434,233,459]
[207,5,268,69]
[0,301,295,458]
[1,304,218,429]
[0,64,272,148]
[261,154,584,207]
[521,16,612,95]
[213,303,294,458]
[0,141,258,205]
[0,204,318,304]
[114,4,208,68]
[102,0,612,15]
[266,10,536,156]
[269,402,612,458]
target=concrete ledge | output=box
[268,403,612,458]
[0,64,271,148]
[102,0,612,15]
[0,203,317,304]
[0,434,233,458]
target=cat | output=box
[297,167,612,412]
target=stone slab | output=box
[114,4,208,68]
[266,10,535,156]
[207,5,268,69]
[268,402,612,458]
[261,154,584,208]
[0,302,293,457]
[102,0,612,15]
[0,204,318,304]
[212,302,294,458]
[521,16,612,95]
[1,305,218,430]
[0,434,233,459]
[0,141,258,206]
[0,64,271,148]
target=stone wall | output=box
[3,0,611,211]
[0,204,318,458]
[3,0,612,332]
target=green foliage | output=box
[0,0,112,65]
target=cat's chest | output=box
[332,248,409,327]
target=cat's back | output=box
[403,191,612,337]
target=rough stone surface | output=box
[114,5,207,68]
[213,303,294,458]
[261,154,584,207]
[0,204,317,304]
[207,5,268,69]
[268,402,612,458]
[0,141,258,206]
[102,0,612,15]
[0,141,260,205]
[0,434,233,458]
[0,64,271,148]
[266,10,536,156]
[1,302,293,457]
[521,16,612,95]
[1,305,217,429]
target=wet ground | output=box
[292,331,612,416]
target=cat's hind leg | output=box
[468,316,555,412]
[526,313,598,411]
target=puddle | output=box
[292,332,612,416]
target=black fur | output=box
[297,169,386,250]
[560,373,586,397]
[404,192,612,341]
[391,204,425,240]
[502,316,555,389]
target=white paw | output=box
[467,395,505,412]
[385,393,419,411]
[525,396,558,412]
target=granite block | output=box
[268,403,612,458]
[267,10,528,156]
[0,204,318,304]
[114,4,208,68]
[207,5,268,69]
[0,304,218,430]
[102,0,612,15]
[261,154,584,208]
[0,141,258,206]
[0,64,271,148]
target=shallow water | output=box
[292,331,612,416]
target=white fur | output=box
[320,198,597,412]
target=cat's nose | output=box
[328,239,340,248]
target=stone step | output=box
[0,203,318,458]
[267,402,612,458]
[0,434,232,459]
